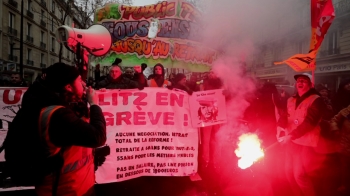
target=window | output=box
[27,49,32,60]
[52,1,55,13]
[327,31,338,54]
[41,10,44,20]
[60,9,63,20]
[51,17,54,31]
[27,0,32,10]
[9,12,15,28]
[51,37,55,52]
[40,31,44,42]
[41,53,45,64]
[27,23,32,36]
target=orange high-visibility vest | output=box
[286,95,321,147]
[36,106,95,196]
[147,79,171,87]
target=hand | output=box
[134,65,142,73]
[86,86,98,106]
[276,126,286,141]
[278,135,292,144]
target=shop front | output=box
[255,66,290,85]
[314,62,350,93]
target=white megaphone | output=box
[56,24,112,57]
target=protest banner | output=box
[93,0,217,72]
[188,89,227,128]
[94,87,198,183]
[0,87,199,183]
[0,88,26,162]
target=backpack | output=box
[2,106,64,187]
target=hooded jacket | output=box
[148,64,171,87]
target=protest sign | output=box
[0,88,26,162]
[94,87,198,183]
[189,89,227,127]
[0,87,201,183]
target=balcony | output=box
[7,26,18,36]
[27,60,34,66]
[8,54,18,62]
[40,0,47,8]
[334,0,350,17]
[40,19,46,27]
[40,42,46,49]
[40,63,46,68]
[26,35,34,43]
[26,10,34,19]
[8,0,18,8]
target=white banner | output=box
[0,88,26,162]
[189,89,227,127]
[95,88,198,183]
[0,88,199,183]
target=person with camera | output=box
[4,63,106,196]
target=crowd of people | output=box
[1,57,350,196]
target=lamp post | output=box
[7,34,20,67]
[19,0,24,79]
[8,0,24,79]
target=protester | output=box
[316,84,334,120]
[198,69,223,195]
[329,104,350,195]
[87,77,95,88]
[333,78,350,114]
[170,73,193,95]
[9,72,27,87]
[147,63,171,87]
[4,63,106,195]
[168,73,176,84]
[277,73,327,196]
[94,64,101,83]
[123,67,134,79]
[187,73,200,92]
[255,82,282,146]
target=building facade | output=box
[0,0,90,84]
[248,0,350,93]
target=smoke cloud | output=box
[191,0,303,194]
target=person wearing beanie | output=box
[5,62,106,196]
[169,73,193,95]
[147,63,171,87]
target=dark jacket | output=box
[333,78,350,114]
[278,88,326,140]
[171,83,193,95]
[97,75,139,89]
[21,78,106,148]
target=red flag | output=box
[275,0,335,72]
[310,0,335,52]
